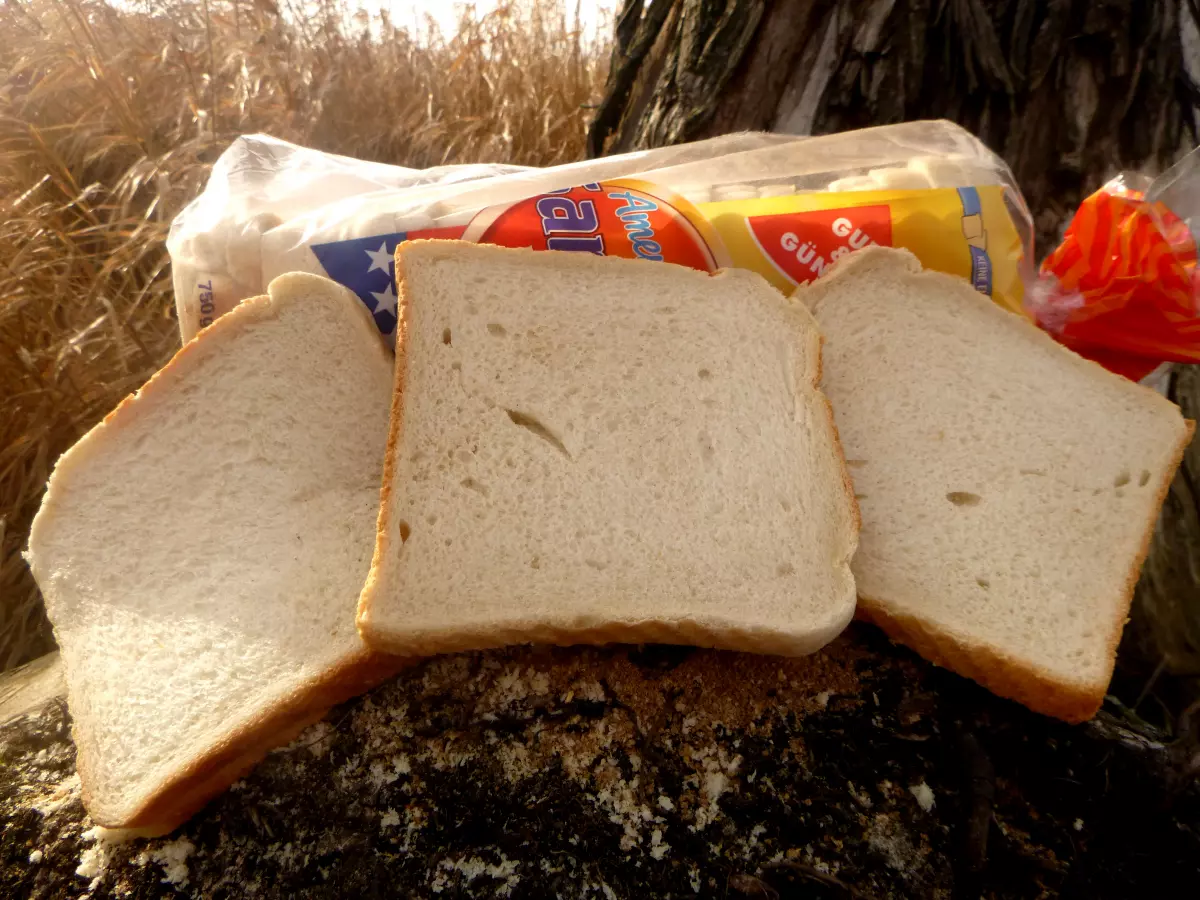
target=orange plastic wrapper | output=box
[1030,152,1200,382]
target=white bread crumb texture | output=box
[808,247,1189,691]
[26,272,393,824]
[367,246,857,652]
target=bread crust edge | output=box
[357,240,861,658]
[355,242,414,639]
[858,414,1192,724]
[80,650,406,832]
[31,273,406,831]
[810,246,1196,724]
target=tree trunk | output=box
[590,0,1200,718]
[589,0,1200,254]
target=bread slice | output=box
[25,273,402,832]
[801,247,1193,722]
[357,241,859,658]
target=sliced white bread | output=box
[358,241,859,658]
[802,247,1193,722]
[25,273,401,832]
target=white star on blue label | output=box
[310,232,407,338]
[365,241,393,274]
[370,282,398,321]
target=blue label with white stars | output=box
[310,232,406,339]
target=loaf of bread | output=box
[25,273,402,831]
[802,247,1193,722]
[358,241,860,658]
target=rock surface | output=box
[3,628,1199,899]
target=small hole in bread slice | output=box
[461,477,488,496]
[1138,469,1151,486]
[946,491,981,507]
[442,328,452,345]
[1114,470,1131,488]
[398,521,411,543]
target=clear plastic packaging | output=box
[169,122,1033,344]
[1030,146,1200,382]
[167,135,533,341]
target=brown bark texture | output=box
[589,0,1200,254]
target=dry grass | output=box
[0,0,609,671]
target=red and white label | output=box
[747,205,893,285]
[462,182,720,272]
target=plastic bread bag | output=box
[168,132,797,342]
[1029,146,1200,386]
[169,122,1032,344]
[167,134,534,341]
[315,119,1027,337]
[588,119,1032,310]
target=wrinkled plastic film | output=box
[169,122,1033,345]
[1032,145,1200,382]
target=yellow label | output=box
[696,185,1026,314]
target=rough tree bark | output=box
[590,0,1200,711]
[589,0,1200,254]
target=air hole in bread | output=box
[854,494,867,501]
[1114,470,1131,488]
[505,409,570,459]
[1019,468,1045,476]
[946,491,981,507]
[777,563,795,577]
[398,521,411,543]
[442,327,452,345]
[530,556,541,569]
[1139,469,1151,486]
[451,361,461,371]
[780,499,792,512]
[698,368,712,380]
[585,558,607,571]
[461,477,488,496]
[976,577,990,589]
[487,323,507,337]
[426,514,437,525]
[846,459,867,468]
